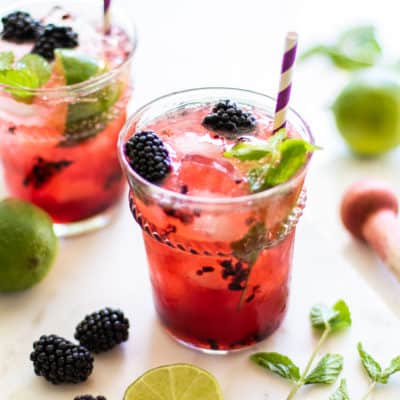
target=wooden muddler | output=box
[340,179,400,280]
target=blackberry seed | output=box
[74,308,130,354]
[32,24,78,60]
[1,11,42,42]
[30,335,94,384]
[124,131,171,183]
[203,100,257,134]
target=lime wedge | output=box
[54,49,103,85]
[124,364,224,400]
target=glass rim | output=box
[118,86,315,206]
[0,0,138,95]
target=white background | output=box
[1,0,400,399]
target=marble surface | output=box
[1,0,400,399]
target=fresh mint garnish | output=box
[16,54,51,86]
[250,353,300,382]
[304,354,343,385]
[300,26,382,71]
[0,51,50,101]
[329,379,350,400]
[224,130,318,193]
[250,300,351,399]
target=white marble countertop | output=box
[1,0,400,399]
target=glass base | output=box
[53,207,118,237]
[164,329,259,355]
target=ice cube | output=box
[168,132,222,159]
[163,154,248,198]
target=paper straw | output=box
[273,32,298,133]
[103,0,112,34]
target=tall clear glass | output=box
[0,0,137,236]
[118,88,313,354]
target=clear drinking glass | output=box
[0,0,137,236]
[118,88,313,354]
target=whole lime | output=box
[0,199,58,292]
[332,68,400,156]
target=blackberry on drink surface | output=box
[74,396,107,400]
[30,334,94,384]
[32,24,78,60]
[1,11,42,42]
[203,100,257,133]
[74,308,130,353]
[124,131,171,183]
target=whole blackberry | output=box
[1,11,41,42]
[30,335,94,384]
[124,131,171,183]
[74,396,106,400]
[203,100,257,133]
[32,24,78,60]
[75,308,130,354]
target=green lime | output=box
[0,199,58,292]
[55,49,102,85]
[332,68,400,156]
[124,364,224,400]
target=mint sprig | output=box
[357,342,400,399]
[224,130,318,193]
[300,25,382,71]
[0,51,51,101]
[250,300,351,399]
[330,379,350,400]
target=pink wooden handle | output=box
[362,209,400,280]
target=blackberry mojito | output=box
[0,0,136,235]
[119,88,315,353]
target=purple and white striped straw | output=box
[273,32,298,133]
[103,0,112,34]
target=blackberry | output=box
[124,131,171,183]
[74,396,106,400]
[74,308,130,354]
[203,100,257,133]
[32,24,78,60]
[30,335,94,384]
[1,11,41,42]
[23,157,73,189]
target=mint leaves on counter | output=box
[300,26,382,71]
[224,130,318,193]
[328,343,400,399]
[0,52,50,100]
[250,300,351,400]
[330,379,350,400]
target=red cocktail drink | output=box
[0,0,136,235]
[119,88,313,353]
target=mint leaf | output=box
[224,130,285,161]
[250,352,300,382]
[0,69,39,99]
[16,54,51,86]
[311,300,351,332]
[305,354,343,385]
[358,342,383,382]
[381,356,400,382]
[231,222,267,265]
[263,138,316,188]
[329,379,351,400]
[300,25,382,71]
[0,51,14,70]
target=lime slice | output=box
[124,364,224,400]
[54,49,103,85]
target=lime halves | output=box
[0,198,57,292]
[124,364,223,400]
